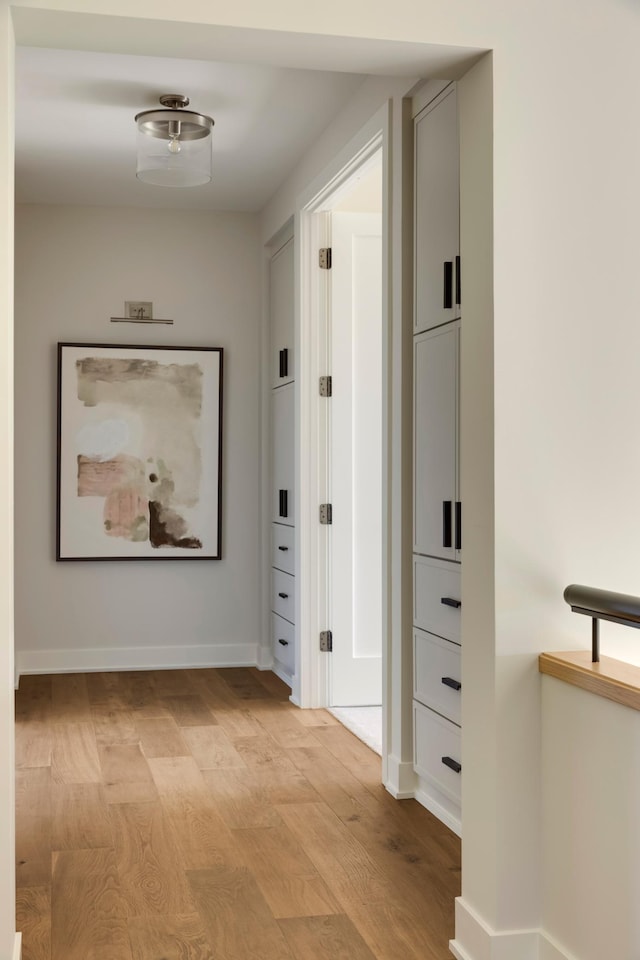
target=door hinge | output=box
[319,375,332,397]
[319,503,333,525]
[319,247,332,270]
[319,630,333,652]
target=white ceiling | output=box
[14,46,370,212]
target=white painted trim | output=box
[15,643,258,679]
[384,754,416,798]
[255,645,274,671]
[451,899,539,960]
[296,102,390,712]
[415,781,461,837]
[538,932,577,960]
[411,78,452,118]
[13,932,22,960]
[271,661,293,689]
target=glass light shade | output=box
[136,128,212,187]
[135,104,214,187]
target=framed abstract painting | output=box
[56,343,223,560]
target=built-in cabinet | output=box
[271,236,295,388]
[413,322,460,561]
[412,82,462,833]
[414,82,460,334]
[269,236,296,686]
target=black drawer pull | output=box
[442,501,452,549]
[440,597,461,609]
[278,638,289,646]
[279,489,288,518]
[443,261,453,309]
[278,546,289,552]
[455,501,462,551]
[455,255,461,306]
[278,592,289,599]
[441,676,462,692]
[442,756,461,774]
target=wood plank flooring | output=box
[15,668,460,960]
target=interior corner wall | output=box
[260,75,416,244]
[14,204,262,677]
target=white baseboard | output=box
[13,932,22,960]
[450,898,539,960]
[415,780,461,837]
[384,754,416,799]
[15,643,258,679]
[255,645,274,670]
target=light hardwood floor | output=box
[15,667,461,960]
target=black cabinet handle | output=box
[441,677,462,692]
[442,756,461,774]
[455,255,461,306]
[441,597,461,609]
[278,546,289,552]
[279,348,289,378]
[443,261,453,309]
[442,501,452,549]
[455,501,462,551]
[278,592,289,599]
[278,638,289,646]
[279,489,288,518]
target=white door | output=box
[329,212,383,706]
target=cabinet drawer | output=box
[271,613,295,674]
[413,555,461,643]
[413,700,461,804]
[272,523,294,575]
[272,569,295,623]
[413,628,461,725]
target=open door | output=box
[329,210,383,706]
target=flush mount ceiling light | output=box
[135,94,214,187]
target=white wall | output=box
[3,3,640,960]
[14,204,262,675]
[541,677,640,960]
[0,9,15,960]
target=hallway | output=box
[15,667,460,960]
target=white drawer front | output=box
[413,700,461,804]
[272,569,295,623]
[272,523,295,575]
[413,555,461,643]
[272,613,295,674]
[413,628,461,725]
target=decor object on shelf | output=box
[56,342,223,560]
[135,94,214,187]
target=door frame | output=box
[294,104,390,725]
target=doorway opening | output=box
[297,125,387,759]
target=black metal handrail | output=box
[564,584,640,662]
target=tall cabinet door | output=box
[413,322,459,560]
[414,85,460,333]
[270,237,294,387]
[272,381,294,527]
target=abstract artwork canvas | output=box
[56,343,223,560]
